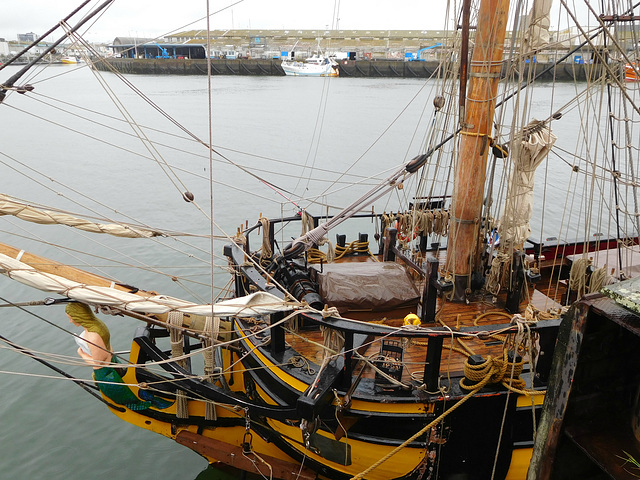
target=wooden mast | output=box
[446,0,511,300]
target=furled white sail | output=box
[499,120,557,247]
[0,194,162,238]
[523,0,553,52]
[0,253,294,317]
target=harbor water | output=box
[0,63,612,479]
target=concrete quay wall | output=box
[93,57,612,81]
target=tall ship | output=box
[2,1,640,479]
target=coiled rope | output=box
[460,351,530,394]
[307,240,373,264]
[335,240,372,259]
[568,257,591,299]
[259,216,272,262]
[589,265,617,293]
[301,210,335,263]
[350,343,543,480]
[486,252,511,296]
[350,372,489,479]
[381,210,449,249]
[351,309,548,479]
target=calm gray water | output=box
[0,63,630,478]
[0,64,442,480]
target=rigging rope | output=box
[203,315,219,420]
[168,311,189,418]
[0,332,126,412]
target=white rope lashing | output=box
[168,311,189,419]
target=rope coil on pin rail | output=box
[351,332,546,480]
[486,252,511,296]
[568,257,591,299]
[460,351,528,394]
[258,216,273,262]
[350,370,492,479]
[395,212,416,244]
[334,240,373,258]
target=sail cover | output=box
[523,0,553,52]
[311,262,420,312]
[499,120,556,247]
[0,253,293,317]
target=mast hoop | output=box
[468,72,501,78]
[450,216,480,225]
[469,59,504,67]
[459,131,492,141]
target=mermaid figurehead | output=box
[65,302,112,352]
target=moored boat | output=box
[281,54,339,77]
[61,55,80,64]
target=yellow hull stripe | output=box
[517,393,545,407]
[505,447,533,479]
[238,323,309,392]
[268,419,427,480]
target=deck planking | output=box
[285,252,567,388]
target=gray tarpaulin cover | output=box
[311,262,420,312]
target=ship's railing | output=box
[224,212,562,418]
[238,212,387,257]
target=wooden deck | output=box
[286,251,567,385]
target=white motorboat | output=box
[281,54,339,77]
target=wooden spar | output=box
[0,242,146,293]
[446,0,511,300]
[0,242,212,334]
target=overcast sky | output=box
[0,0,452,43]
[0,0,602,44]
